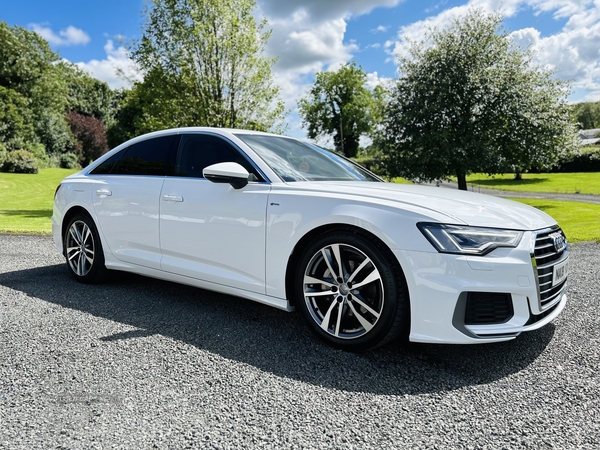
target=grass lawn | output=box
[389,177,413,184]
[511,198,600,242]
[0,168,78,234]
[466,172,600,195]
[1,169,598,242]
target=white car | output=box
[52,127,569,350]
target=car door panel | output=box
[92,176,165,269]
[159,178,270,293]
[89,134,177,269]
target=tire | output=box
[295,231,408,351]
[63,213,107,284]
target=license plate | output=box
[552,259,568,286]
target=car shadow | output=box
[0,264,555,395]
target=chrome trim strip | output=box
[530,225,567,313]
[522,292,568,332]
[536,254,569,270]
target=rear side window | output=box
[90,151,123,175]
[90,135,177,176]
[114,135,176,176]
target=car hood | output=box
[284,181,556,230]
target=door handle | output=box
[162,194,184,202]
[96,189,112,197]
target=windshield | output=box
[235,134,381,182]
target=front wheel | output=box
[63,213,106,283]
[295,231,408,351]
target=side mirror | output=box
[203,162,249,189]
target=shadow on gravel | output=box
[0,264,555,396]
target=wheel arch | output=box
[284,223,410,311]
[60,205,97,254]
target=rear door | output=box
[91,135,178,269]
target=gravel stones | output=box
[1,234,599,449]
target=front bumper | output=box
[395,230,568,344]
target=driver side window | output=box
[176,134,263,181]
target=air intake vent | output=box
[464,292,513,325]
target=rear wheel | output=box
[64,213,106,283]
[295,231,407,351]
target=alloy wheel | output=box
[303,243,385,340]
[66,220,95,277]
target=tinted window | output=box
[90,151,123,175]
[114,135,175,176]
[176,134,262,180]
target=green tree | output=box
[58,62,116,159]
[129,0,285,133]
[571,101,600,130]
[60,62,115,124]
[0,86,36,149]
[106,88,144,148]
[378,9,578,190]
[298,62,377,158]
[0,21,74,159]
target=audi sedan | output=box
[52,127,569,350]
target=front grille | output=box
[464,292,513,325]
[533,227,568,310]
[525,298,561,325]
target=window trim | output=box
[172,131,270,184]
[89,148,125,176]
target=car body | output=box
[52,127,569,350]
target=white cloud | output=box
[372,25,389,33]
[268,16,356,73]
[29,24,90,46]
[263,13,355,118]
[508,1,600,101]
[75,40,143,90]
[259,0,402,22]
[515,20,600,101]
[366,71,394,89]
[526,0,591,19]
[385,0,600,101]
[386,0,530,60]
[511,26,540,49]
[257,0,404,115]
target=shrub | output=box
[352,146,387,177]
[0,142,7,169]
[67,111,109,165]
[554,146,600,172]
[27,142,50,168]
[59,152,80,169]
[2,150,39,174]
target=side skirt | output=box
[103,253,294,312]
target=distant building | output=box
[578,128,600,146]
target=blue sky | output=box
[2,0,599,137]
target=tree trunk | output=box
[514,171,522,180]
[456,171,467,191]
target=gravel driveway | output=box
[1,234,599,449]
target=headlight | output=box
[417,223,523,256]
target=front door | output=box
[159,133,270,293]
